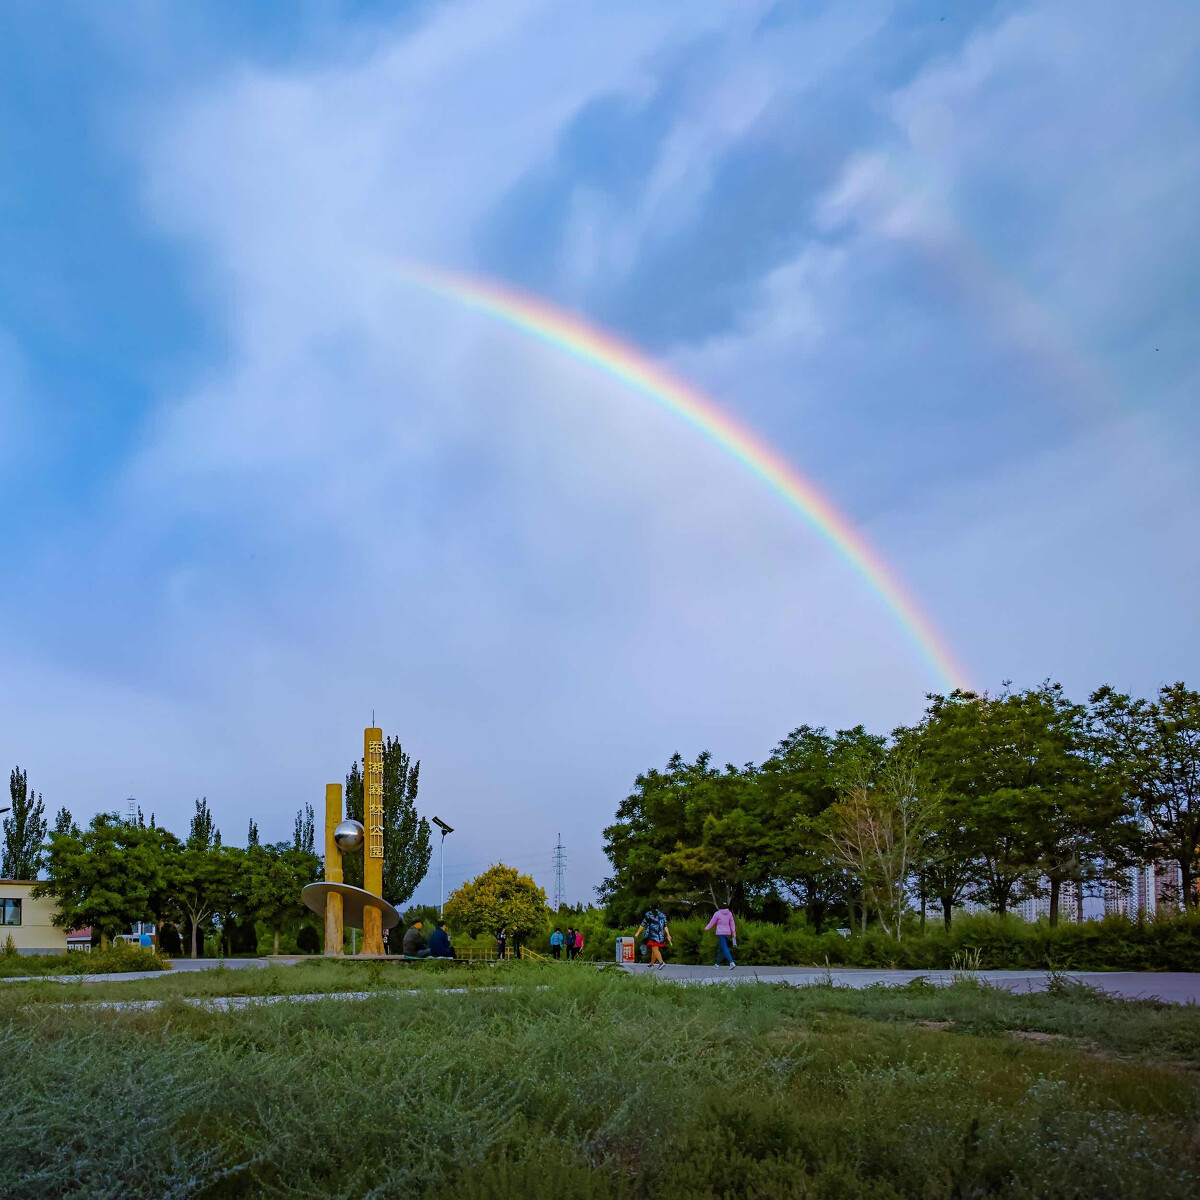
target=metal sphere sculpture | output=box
[333,818,365,854]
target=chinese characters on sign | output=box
[366,737,384,859]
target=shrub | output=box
[0,942,169,977]
[295,925,320,955]
[591,910,1200,971]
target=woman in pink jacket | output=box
[704,907,737,969]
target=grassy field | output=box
[3,963,1199,1199]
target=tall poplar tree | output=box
[2,766,47,880]
[381,736,431,907]
[343,737,430,904]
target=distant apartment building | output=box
[1104,861,1183,919]
[1016,879,1084,924]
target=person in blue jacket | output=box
[427,920,454,959]
[550,928,565,959]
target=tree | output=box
[759,726,885,932]
[828,753,937,939]
[247,819,260,847]
[34,815,179,948]
[293,804,315,855]
[601,751,776,921]
[344,760,364,888]
[245,842,322,954]
[172,844,234,958]
[3,767,47,880]
[343,737,431,906]
[380,737,431,908]
[188,797,220,850]
[53,807,75,836]
[655,762,770,912]
[444,864,547,941]
[1091,682,1200,910]
[910,688,1076,917]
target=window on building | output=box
[1,898,21,926]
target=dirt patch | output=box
[1011,1030,1066,1044]
[917,1019,955,1031]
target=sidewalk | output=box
[620,963,1200,1003]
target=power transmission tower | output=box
[552,833,566,912]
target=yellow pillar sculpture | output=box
[362,726,385,955]
[324,783,344,956]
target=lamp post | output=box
[432,816,454,917]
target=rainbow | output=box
[391,262,969,692]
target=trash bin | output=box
[616,936,636,964]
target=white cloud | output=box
[5,0,1198,905]
[24,0,930,898]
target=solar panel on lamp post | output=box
[432,817,454,917]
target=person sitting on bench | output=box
[401,920,430,958]
[427,920,454,959]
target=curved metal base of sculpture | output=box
[302,882,400,932]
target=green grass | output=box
[0,942,169,977]
[3,964,1198,1198]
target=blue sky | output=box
[2,0,1198,903]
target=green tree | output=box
[343,737,431,905]
[344,760,364,888]
[188,797,220,850]
[214,845,258,955]
[245,842,322,954]
[601,751,776,921]
[759,725,885,932]
[292,804,315,855]
[827,752,938,939]
[247,819,259,847]
[3,766,47,880]
[34,815,179,948]
[444,864,547,940]
[1091,682,1200,910]
[911,688,1070,917]
[911,685,1139,925]
[380,737,431,907]
[172,844,235,958]
[53,806,75,836]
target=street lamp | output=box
[432,816,454,917]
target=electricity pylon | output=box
[553,833,566,912]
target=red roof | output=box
[66,928,92,941]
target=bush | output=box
[598,910,1200,971]
[0,942,170,977]
[295,925,320,955]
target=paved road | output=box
[621,963,1200,1004]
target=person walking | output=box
[574,928,585,960]
[495,926,507,960]
[564,926,575,960]
[704,906,737,968]
[635,906,671,970]
[550,928,564,959]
